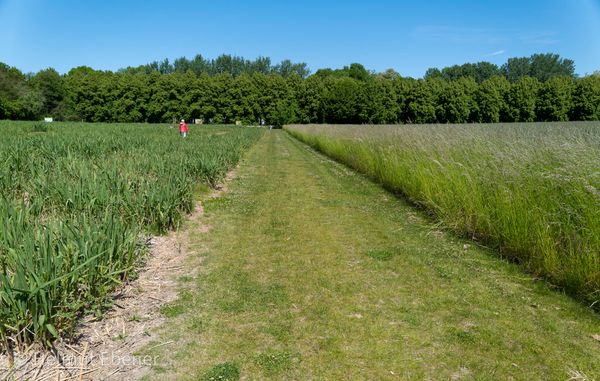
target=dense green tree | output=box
[392,77,414,122]
[570,75,600,120]
[505,77,540,122]
[297,75,327,123]
[404,79,444,124]
[251,56,272,75]
[135,54,308,78]
[360,78,399,124]
[321,77,365,124]
[110,72,150,122]
[64,67,111,122]
[470,62,503,83]
[0,52,598,125]
[0,63,26,101]
[269,99,299,127]
[378,69,401,80]
[144,72,189,123]
[188,54,210,75]
[311,63,371,82]
[159,58,173,74]
[268,74,297,124]
[425,62,501,83]
[13,87,45,120]
[502,57,531,83]
[273,59,310,78]
[346,63,370,82]
[424,68,442,80]
[0,63,30,119]
[209,73,234,123]
[437,77,478,123]
[29,68,66,117]
[228,74,259,123]
[529,53,575,82]
[536,76,574,121]
[475,76,510,123]
[502,53,575,82]
[312,68,336,78]
[173,57,191,73]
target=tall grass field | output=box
[0,121,262,353]
[286,123,600,306]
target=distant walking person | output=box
[179,119,188,138]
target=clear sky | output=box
[1,0,599,77]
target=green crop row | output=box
[0,121,262,354]
[285,122,600,307]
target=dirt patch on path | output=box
[0,168,237,381]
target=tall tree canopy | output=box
[502,53,576,82]
[0,52,597,124]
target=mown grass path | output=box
[143,130,600,380]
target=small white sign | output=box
[44,117,53,123]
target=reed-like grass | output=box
[285,122,600,306]
[0,121,262,354]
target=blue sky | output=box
[1,0,599,77]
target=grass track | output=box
[143,130,600,380]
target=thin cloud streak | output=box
[487,50,506,56]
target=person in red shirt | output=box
[179,119,188,138]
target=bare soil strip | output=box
[0,170,236,381]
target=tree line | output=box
[123,54,311,78]
[1,53,599,125]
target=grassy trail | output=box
[143,130,600,380]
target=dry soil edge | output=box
[0,167,238,381]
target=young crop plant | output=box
[0,121,263,354]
